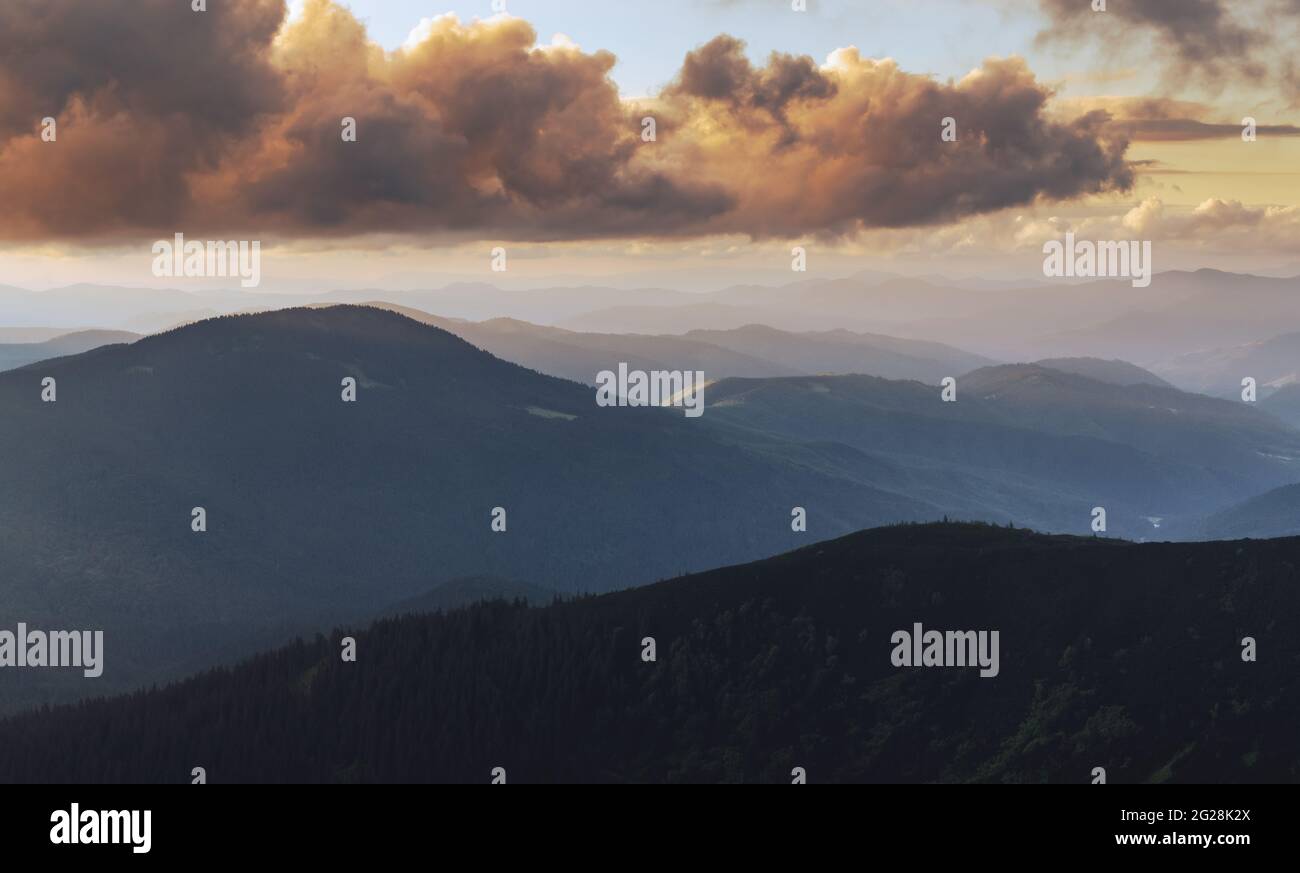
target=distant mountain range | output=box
[0,329,139,372]
[2,304,1298,716]
[361,302,995,386]
[0,284,224,332]
[0,326,91,343]
[1200,484,1300,540]
[1,522,1293,783]
[683,324,993,383]
[1263,384,1300,429]
[956,365,1298,491]
[6,269,1300,373]
[1154,331,1300,398]
[1030,357,1173,389]
[0,305,950,712]
[556,269,1300,367]
[704,365,1300,540]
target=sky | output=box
[3,0,1300,291]
[298,0,1051,98]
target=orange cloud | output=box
[0,0,1135,244]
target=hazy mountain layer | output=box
[1200,484,1300,540]
[1031,357,1173,389]
[0,329,140,372]
[6,269,1300,367]
[1154,331,1300,397]
[704,368,1300,539]
[0,306,944,712]
[1262,384,1300,429]
[366,302,992,385]
[4,305,1296,715]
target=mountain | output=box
[703,367,1300,538]
[559,301,772,334]
[560,270,1300,365]
[960,365,1300,484]
[363,304,992,386]
[357,304,801,383]
[0,327,85,343]
[555,276,1028,335]
[0,305,945,713]
[0,522,1293,784]
[4,304,1296,715]
[1200,484,1300,540]
[1262,384,1300,429]
[683,324,994,384]
[377,576,559,618]
[1020,271,1300,364]
[0,329,140,372]
[340,283,700,325]
[1154,331,1300,397]
[4,269,1298,366]
[0,284,215,330]
[378,576,559,616]
[1032,357,1173,389]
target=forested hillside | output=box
[2,523,1293,784]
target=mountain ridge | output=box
[0,304,946,712]
[1,521,1294,783]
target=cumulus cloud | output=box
[819,196,1300,264]
[0,0,1135,243]
[666,34,837,142]
[1121,197,1300,246]
[653,42,1133,237]
[0,0,285,237]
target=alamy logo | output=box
[1043,232,1152,288]
[0,623,103,677]
[50,804,151,854]
[152,233,261,288]
[596,363,705,418]
[890,623,1000,678]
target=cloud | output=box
[667,34,837,133]
[1038,0,1260,74]
[818,196,1300,263]
[0,0,1135,244]
[654,43,1133,237]
[0,0,286,237]
[1052,97,1300,141]
[1120,197,1300,246]
[1036,0,1300,93]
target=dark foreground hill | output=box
[377,575,559,617]
[1,523,1294,784]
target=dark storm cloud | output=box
[1037,0,1283,82]
[0,0,285,138]
[0,0,285,235]
[668,35,836,142]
